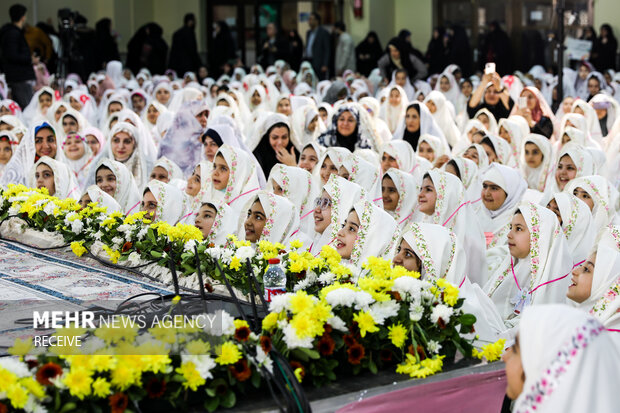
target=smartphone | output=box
[485,63,496,75]
[518,97,527,108]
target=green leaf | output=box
[459,313,477,326]
[221,391,237,408]
[204,397,219,412]
[368,358,378,374]
[151,250,162,258]
[251,370,261,388]
[59,402,77,413]
[206,387,216,397]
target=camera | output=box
[58,8,75,30]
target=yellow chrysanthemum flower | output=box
[353,311,379,337]
[176,361,206,391]
[92,377,112,398]
[8,337,33,356]
[262,312,279,332]
[70,241,87,257]
[229,256,242,271]
[387,323,407,348]
[63,367,93,399]
[215,342,242,365]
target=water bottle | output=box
[264,258,287,302]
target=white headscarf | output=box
[416,133,448,164]
[201,200,238,246]
[94,158,141,215]
[310,175,366,255]
[474,107,499,135]
[514,304,619,413]
[383,168,419,230]
[544,192,596,265]
[62,131,94,191]
[565,175,619,233]
[484,202,574,324]
[266,164,318,236]
[101,121,150,188]
[498,118,525,163]
[423,91,458,149]
[29,156,79,199]
[84,185,123,213]
[521,134,553,192]
[152,156,184,182]
[205,144,261,215]
[379,85,408,134]
[0,121,66,186]
[545,142,596,196]
[340,153,381,202]
[434,71,461,107]
[22,87,55,124]
[415,169,487,285]
[571,99,603,143]
[482,134,517,167]
[240,191,302,245]
[145,179,188,224]
[584,226,620,330]
[381,140,431,176]
[348,199,399,267]
[477,163,528,249]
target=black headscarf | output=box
[402,103,421,149]
[385,37,417,81]
[253,123,299,176]
[318,106,362,152]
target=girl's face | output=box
[382,175,399,211]
[313,190,332,234]
[523,142,543,168]
[276,98,291,116]
[392,238,421,273]
[34,128,57,159]
[546,198,563,226]
[244,200,266,242]
[498,126,511,143]
[502,337,525,400]
[389,88,401,106]
[307,116,318,132]
[481,180,507,211]
[147,104,159,124]
[185,166,201,197]
[79,193,92,209]
[555,154,577,190]
[405,107,420,133]
[337,111,357,136]
[573,106,585,116]
[439,76,450,92]
[319,108,328,125]
[578,64,589,80]
[149,166,169,183]
[381,152,399,172]
[461,81,473,97]
[39,92,52,110]
[477,113,490,130]
[395,71,407,87]
[63,134,85,161]
[573,187,594,211]
[203,136,219,162]
[251,91,262,106]
[62,115,78,134]
[0,139,12,164]
[132,95,146,113]
[299,146,318,172]
[217,99,230,107]
[417,176,437,215]
[141,190,158,221]
[335,210,360,260]
[561,97,574,114]
[507,213,530,259]
[425,100,437,113]
[211,154,230,190]
[69,97,82,111]
[195,110,208,128]
[108,102,123,115]
[35,163,55,195]
[523,90,537,110]
[417,141,435,162]
[268,126,290,152]
[481,142,497,163]
[0,106,10,116]
[111,131,135,162]
[320,156,339,185]
[587,78,600,97]
[194,204,217,239]
[272,180,284,196]
[338,165,350,181]
[463,147,479,164]
[96,167,117,196]
[85,134,100,155]
[444,161,459,178]
[567,252,596,303]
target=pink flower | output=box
[531,257,540,266]
[532,225,540,233]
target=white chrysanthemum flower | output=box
[70,219,84,234]
[282,323,314,349]
[236,246,255,261]
[430,304,453,324]
[183,239,197,252]
[409,303,424,322]
[325,288,357,308]
[354,291,374,310]
[327,315,348,332]
[254,345,273,373]
[93,230,103,241]
[182,354,216,380]
[136,226,148,240]
[293,277,311,292]
[392,276,423,298]
[318,271,336,285]
[269,293,292,313]
[0,357,30,377]
[128,251,141,266]
[369,300,400,325]
[43,201,57,215]
[427,340,442,354]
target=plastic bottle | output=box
[264,258,287,302]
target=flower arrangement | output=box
[0,185,504,411]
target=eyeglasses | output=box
[314,197,332,210]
